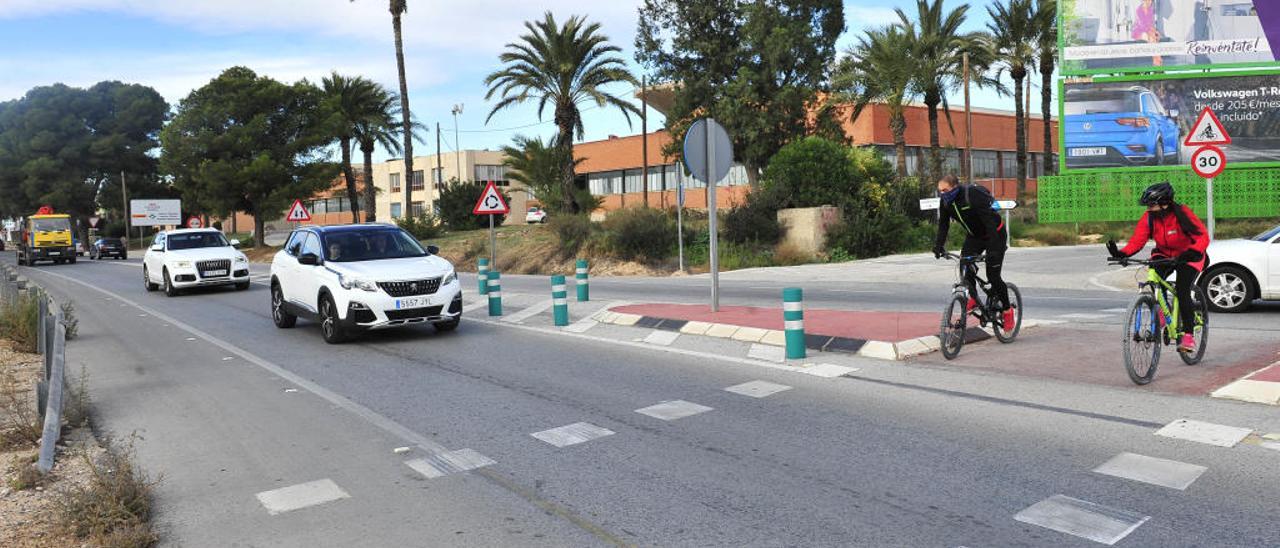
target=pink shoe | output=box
[1002,307,1017,328]
[1178,333,1196,353]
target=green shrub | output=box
[722,191,783,245]
[396,213,444,240]
[601,208,676,262]
[0,292,39,353]
[437,179,509,230]
[550,215,595,258]
[761,136,860,208]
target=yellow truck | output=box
[18,208,76,266]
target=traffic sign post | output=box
[186,217,202,229]
[1191,145,1227,239]
[682,118,733,312]
[472,180,510,268]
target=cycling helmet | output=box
[1139,182,1174,206]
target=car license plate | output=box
[205,269,227,277]
[396,296,428,309]
[47,251,60,256]
[1070,147,1107,157]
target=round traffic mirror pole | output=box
[707,119,719,312]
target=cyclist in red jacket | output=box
[1107,182,1209,352]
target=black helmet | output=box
[1139,182,1174,206]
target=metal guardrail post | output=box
[36,321,66,473]
[38,291,47,356]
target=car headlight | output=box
[338,273,378,292]
[235,254,248,263]
[442,270,457,286]
[174,260,192,268]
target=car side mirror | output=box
[1169,109,1180,118]
[230,238,241,248]
[298,253,321,266]
[150,244,163,252]
[427,245,440,255]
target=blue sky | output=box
[0,0,1035,162]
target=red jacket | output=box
[1120,205,1209,271]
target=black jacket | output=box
[936,185,1004,250]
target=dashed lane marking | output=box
[1014,494,1149,546]
[502,299,553,324]
[1058,313,1116,320]
[404,449,496,479]
[1092,452,1207,490]
[562,318,598,333]
[746,343,785,363]
[724,380,792,398]
[255,478,350,515]
[635,400,713,421]
[1100,308,1129,313]
[531,422,616,448]
[1155,419,1253,448]
[642,330,680,346]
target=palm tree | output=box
[834,25,918,178]
[353,0,415,217]
[1035,0,1058,178]
[988,0,1039,204]
[484,12,639,214]
[897,0,1001,185]
[322,73,386,223]
[501,134,584,213]
[352,87,405,223]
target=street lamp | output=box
[451,104,464,184]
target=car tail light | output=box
[1116,117,1150,127]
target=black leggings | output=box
[1155,263,1199,334]
[962,231,1010,310]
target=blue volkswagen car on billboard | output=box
[1064,85,1181,168]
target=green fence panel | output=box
[1040,169,1280,223]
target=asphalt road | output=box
[10,252,1280,547]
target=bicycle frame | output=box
[1138,267,1182,341]
[952,255,993,320]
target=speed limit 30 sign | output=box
[1191,145,1226,179]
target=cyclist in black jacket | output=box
[933,174,1013,326]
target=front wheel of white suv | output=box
[319,295,349,344]
[271,284,296,328]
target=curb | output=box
[590,307,1045,361]
[1210,362,1280,406]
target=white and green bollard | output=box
[487,271,502,316]
[783,288,805,360]
[575,259,590,302]
[551,274,569,327]
[477,258,490,295]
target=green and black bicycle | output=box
[1108,257,1208,385]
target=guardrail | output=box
[0,263,68,473]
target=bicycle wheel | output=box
[1123,294,1162,385]
[940,293,968,360]
[1179,284,1209,365]
[994,283,1023,343]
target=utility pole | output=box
[641,75,649,208]
[121,170,128,253]
[964,52,974,185]
[452,104,464,185]
[437,122,443,205]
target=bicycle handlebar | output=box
[1106,256,1181,268]
[943,252,986,263]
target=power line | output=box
[455,86,642,134]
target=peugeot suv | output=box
[269,224,461,343]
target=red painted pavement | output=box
[1249,363,1280,383]
[612,303,940,342]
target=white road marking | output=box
[1261,441,1280,452]
[462,299,489,314]
[255,479,350,515]
[221,357,234,361]
[746,343,786,363]
[1092,452,1207,490]
[635,400,713,421]
[185,337,196,341]
[642,330,680,346]
[404,448,496,479]
[801,363,859,378]
[1100,308,1129,313]
[1014,494,1149,545]
[1058,313,1115,320]
[1155,419,1253,448]
[562,318,598,333]
[531,422,616,447]
[502,299,553,324]
[724,380,792,398]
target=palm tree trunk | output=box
[555,105,578,214]
[890,111,908,179]
[1013,71,1028,205]
[925,91,942,185]
[361,140,377,223]
[340,138,361,224]
[1040,55,1054,177]
[392,10,414,214]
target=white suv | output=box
[269,224,462,343]
[143,229,250,296]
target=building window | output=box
[1000,152,1020,179]
[411,171,425,191]
[432,167,445,186]
[390,203,402,219]
[389,173,401,193]
[970,150,999,179]
[411,201,424,217]
[475,164,506,182]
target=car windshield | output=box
[323,229,427,262]
[1065,90,1142,115]
[1254,224,1280,242]
[32,218,70,232]
[167,232,230,250]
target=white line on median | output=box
[635,400,713,421]
[724,380,792,398]
[404,448,496,479]
[1155,419,1253,448]
[642,330,680,346]
[502,299,553,324]
[1092,452,1207,490]
[1014,494,1149,545]
[531,422,616,447]
[256,478,350,515]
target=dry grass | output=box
[54,439,158,548]
[0,368,42,452]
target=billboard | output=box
[1061,0,1280,74]
[1061,71,1280,171]
[129,199,181,226]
